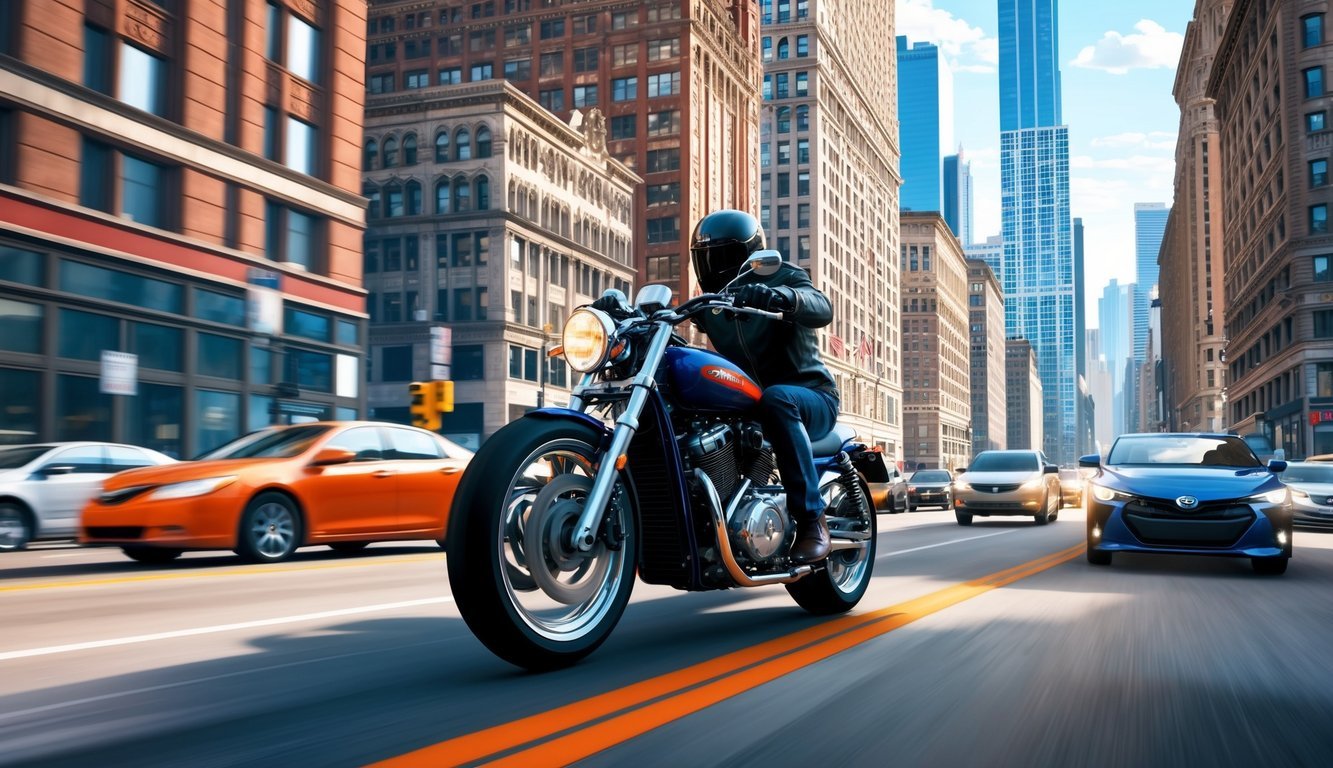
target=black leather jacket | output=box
[696,263,840,401]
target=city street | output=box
[3,508,1332,767]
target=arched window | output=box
[383,137,399,167]
[453,176,471,212]
[434,130,450,162]
[777,37,790,59]
[435,180,450,214]
[363,139,379,170]
[475,175,490,210]
[476,125,492,158]
[406,181,422,215]
[403,134,418,165]
[363,183,380,218]
[795,105,810,131]
[455,127,472,160]
[776,106,791,133]
[385,182,403,217]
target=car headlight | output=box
[1091,484,1130,502]
[562,308,615,373]
[1246,488,1288,505]
[146,476,237,501]
[953,480,971,491]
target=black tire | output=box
[788,477,877,615]
[1087,544,1112,565]
[955,511,973,526]
[329,542,370,554]
[1034,494,1052,525]
[447,418,637,671]
[0,502,33,552]
[1252,557,1288,575]
[1047,493,1059,523]
[121,546,183,564]
[236,492,302,563]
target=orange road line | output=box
[373,542,1083,768]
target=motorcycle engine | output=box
[728,490,789,563]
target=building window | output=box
[795,71,808,97]
[381,345,413,382]
[1316,310,1333,338]
[403,134,418,165]
[469,29,495,52]
[80,138,173,229]
[406,181,422,215]
[539,88,564,111]
[83,25,113,95]
[775,72,789,99]
[647,38,679,61]
[456,127,472,159]
[118,41,168,116]
[405,69,429,88]
[369,73,394,93]
[539,51,563,77]
[1304,14,1325,49]
[647,71,680,97]
[285,13,320,83]
[610,115,636,140]
[612,44,637,67]
[611,11,637,30]
[475,176,490,209]
[1318,362,1333,397]
[777,37,789,60]
[646,182,680,207]
[647,110,680,136]
[796,105,809,130]
[574,47,598,72]
[796,35,809,57]
[539,18,565,39]
[476,126,492,157]
[1313,204,1329,233]
[265,201,319,270]
[439,67,462,85]
[762,37,773,62]
[1305,67,1324,99]
[1313,159,1329,188]
[646,148,680,173]
[573,84,598,108]
[612,77,638,102]
[435,130,450,161]
[504,24,531,47]
[504,57,531,80]
[434,180,450,214]
[796,138,809,163]
[646,217,679,243]
[471,61,494,81]
[1316,255,1332,282]
[454,345,485,380]
[284,117,316,175]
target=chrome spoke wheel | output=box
[250,502,296,558]
[499,439,632,643]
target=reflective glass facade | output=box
[896,37,953,214]
[1132,203,1169,364]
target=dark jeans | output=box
[757,385,839,522]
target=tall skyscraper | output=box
[762,1,904,460]
[1132,203,1170,364]
[1098,279,1134,440]
[998,0,1074,461]
[896,36,954,214]
[943,150,974,245]
[1074,217,1085,380]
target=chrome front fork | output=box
[569,322,673,552]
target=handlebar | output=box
[666,293,786,323]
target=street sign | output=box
[100,351,138,395]
[430,326,452,381]
[247,268,283,336]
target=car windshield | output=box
[968,453,1038,472]
[910,470,951,483]
[197,425,331,460]
[0,445,53,469]
[1106,436,1262,468]
[1278,464,1333,484]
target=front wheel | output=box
[236,492,302,563]
[788,476,876,615]
[0,503,32,552]
[956,511,973,526]
[1034,495,1052,525]
[447,418,637,671]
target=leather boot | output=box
[789,516,831,564]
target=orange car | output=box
[80,421,471,564]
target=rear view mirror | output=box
[310,448,356,467]
[1078,454,1101,468]
[1268,460,1288,473]
[955,467,966,474]
[1043,464,1059,474]
[747,249,784,277]
[634,284,673,313]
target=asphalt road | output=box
[3,506,1332,768]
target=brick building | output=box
[968,258,1006,454]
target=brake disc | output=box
[522,473,610,606]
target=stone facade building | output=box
[362,82,637,447]
[0,0,368,455]
[1209,0,1333,457]
[900,213,971,471]
[968,259,1006,455]
[1005,337,1042,451]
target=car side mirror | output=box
[1268,459,1288,473]
[1078,454,1101,468]
[37,464,76,477]
[1043,464,1058,474]
[310,448,356,467]
[955,467,966,474]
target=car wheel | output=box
[1034,495,1051,525]
[955,511,972,526]
[121,546,183,564]
[0,502,32,552]
[1047,494,1059,522]
[1087,544,1112,565]
[329,542,370,555]
[237,492,302,564]
[1252,557,1288,575]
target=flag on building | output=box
[829,334,845,357]
[858,334,873,362]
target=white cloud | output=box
[1071,20,1184,75]
[895,0,998,73]
[1089,131,1177,150]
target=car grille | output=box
[85,526,145,540]
[98,486,154,505]
[963,500,1024,510]
[974,483,1021,493]
[1122,499,1255,548]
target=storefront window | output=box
[285,307,331,341]
[58,308,120,361]
[196,389,241,456]
[133,322,183,371]
[198,333,244,379]
[251,345,273,385]
[248,394,276,432]
[336,318,358,346]
[56,374,112,441]
[0,245,43,286]
[60,260,182,314]
[129,382,183,458]
[195,288,246,326]
[0,299,42,354]
[287,348,332,392]
[0,368,40,445]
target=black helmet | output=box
[689,209,766,293]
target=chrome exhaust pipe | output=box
[694,469,811,586]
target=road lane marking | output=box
[882,529,1018,556]
[0,553,442,594]
[372,543,1084,768]
[0,597,455,662]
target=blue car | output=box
[1080,433,1292,575]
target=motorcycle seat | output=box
[810,424,856,459]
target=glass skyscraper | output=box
[998,0,1076,462]
[896,37,954,214]
[1133,203,1170,364]
[943,152,974,246]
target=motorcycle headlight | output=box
[562,308,615,373]
[1246,488,1288,505]
[146,476,237,501]
[1091,484,1130,503]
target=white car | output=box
[0,442,177,551]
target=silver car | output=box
[0,443,176,551]
[952,449,1063,526]
[1280,461,1333,529]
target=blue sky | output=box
[895,0,1193,328]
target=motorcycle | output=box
[446,250,890,670]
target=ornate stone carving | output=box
[288,76,317,122]
[123,1,169,52]
[583,108,607,155]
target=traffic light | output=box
[409,381,441,431]
[433,379,455,413]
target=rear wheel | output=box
[1252,557,1288,575]
[788,476,876,615]
[236,493,302,563]
[0,503,32,552]
[121,546,182,564]
[329,542,370,554]
[955,511,973,526]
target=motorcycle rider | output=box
[602,209,838,563]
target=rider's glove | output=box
[733,283,794,315]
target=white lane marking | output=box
[0,635,466,723]
[881,529,1018,557]
[0,597,454,662]
[41,552,96,559]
